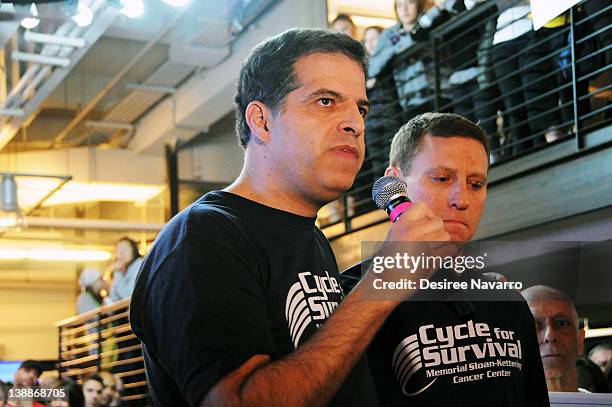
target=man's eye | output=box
[555,319,570,328]
[431,176,449,183]
[319,98,333,106]
[470,182,484,190]
[358,107,368,117]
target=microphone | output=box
[372,175,412,223]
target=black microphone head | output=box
[372,175,408,209]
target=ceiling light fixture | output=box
[20,3,40,29]
[71,1,93,27]
[120,0,144,18]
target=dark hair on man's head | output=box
[331,13,355,27]
[234,28,367,148]
[389,112,490,174]
[19,360,43,377]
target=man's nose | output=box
[543,325,558,344]
[450,181,469,210]
[337,105,364,137]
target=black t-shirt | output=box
[129,191,379,407]
[366,269,550,407]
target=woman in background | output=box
[105,237,142,304]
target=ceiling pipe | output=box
[1,20,72,109]
[52,5,192,146]
[11,51,71,68]
[23,31,86,48]
[0,0,114,151]
[0,108,24,117]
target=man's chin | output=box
[447,230,472,242]
[543,364,566,379]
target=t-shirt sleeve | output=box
[143,216,276,406]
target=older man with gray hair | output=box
[522,285,585,392]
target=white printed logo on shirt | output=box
[392,320,523,397]
[285,271,343,348]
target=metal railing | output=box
[320,0,611,235]
[56,298,149,405]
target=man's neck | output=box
[225,167,320,218]
[546,372,578,392]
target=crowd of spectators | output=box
[0,361,123,406]
[328,0,610,218]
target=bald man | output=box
[522,285,585,392]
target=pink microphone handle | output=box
[389,201,412,223]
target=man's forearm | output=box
[203,274,399,407]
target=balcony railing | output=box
[320,0,611,238]
[56,298,148,404]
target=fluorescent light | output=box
[162,0,190,7]
[120,0,144,18]
[15,178,163,210]
[71,1,93,27]
[0,248,111,262]
[20,3,40,29]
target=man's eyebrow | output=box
[429,166,488,180]
[307,88,370,108]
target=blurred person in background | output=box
[0,381,5,407]
[576,357,611,393]
[98,371,123,407]
[330,13,357,39]
[8,360,42,387]
[490,0,565,155]
[76,268,106,357]
[49,378,85,407]
[4,361,44,406]
[38,370,59,388]
[82,374,104,407]
[104,238,145,406]
[589,343,612,373]
[437,0,504,162]
[105,238,142,304]
[77,268,104,314]
[363,26,383,57]
[369,0,452,119]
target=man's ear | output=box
[245,101,271,144]
[578,328,585,356]
[385,166,402,177]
